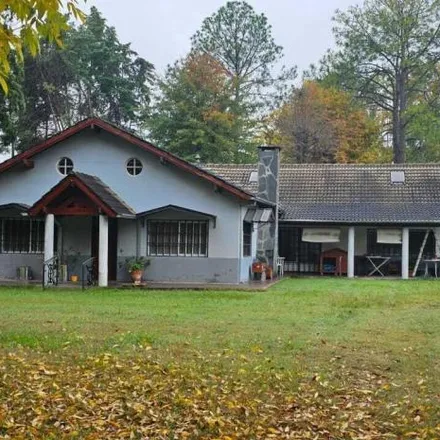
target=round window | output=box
[57,157,74,175]
[126,158,143,176]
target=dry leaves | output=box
[0,351,439,439]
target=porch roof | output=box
[28,172,135,218]
[281,202,440,225]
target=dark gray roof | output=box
[0,203,30,212]
[0,203,30,217]
[74,172,135,218]
[203,163,440,224]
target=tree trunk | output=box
[392,107,405,163]
[393,71,406,163]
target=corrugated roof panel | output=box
[244,208,273,223]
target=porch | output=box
[279,224,439,279]
[26,172,136,287]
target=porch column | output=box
[44,213,55,262]
[402,227,409,280]
[99,214,108,287]
[44,213,55,285]
[347,226,355,278]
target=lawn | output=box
[0,278,439,438]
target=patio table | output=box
[366,256,391,277]
[423,259,440,278]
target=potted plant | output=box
[126,257,150,285]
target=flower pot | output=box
[70,274,79,283]
[130,270,143,285]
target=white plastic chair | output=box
[276,256,285,277]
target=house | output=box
[205,162,440,279]
[0,117,439,285]
[0,118,275,286]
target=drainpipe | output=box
[238,205,243,284]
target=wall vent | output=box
[391,171,405,184]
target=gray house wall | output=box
[59,217,93,279]
[116,214,246,284]
[0,254,43,280]
[0,130,251,283]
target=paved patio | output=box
[0,278,281,291]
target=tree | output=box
[0,7,155,154]
[0,0,85,93]
[0,58,26,154]
[191,1,295,115]
[276,81,387,164]
[148,52,255,163]
[313,0,440,163]
[65,7,154,128]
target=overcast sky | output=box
[0,0,358,162]
[87,0,356,75]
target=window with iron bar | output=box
[0,218,45,254]
[147,220,208,257]
[243,222,252,257]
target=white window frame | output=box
[147,220,208,257]
[126,158,143,176]
[0,218,45,254]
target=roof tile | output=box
[203,163,440,224]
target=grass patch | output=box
[0,278,439,438]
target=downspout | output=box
[238,204,243,284]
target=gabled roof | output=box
[0,118,254,202]
[29,172,135,218]
[204,163,440,224]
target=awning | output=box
[137,205,217,227]
[377,229,402,244]
[302,228,341,243]
[244,208,273,223]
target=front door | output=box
[90,216,118,282]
